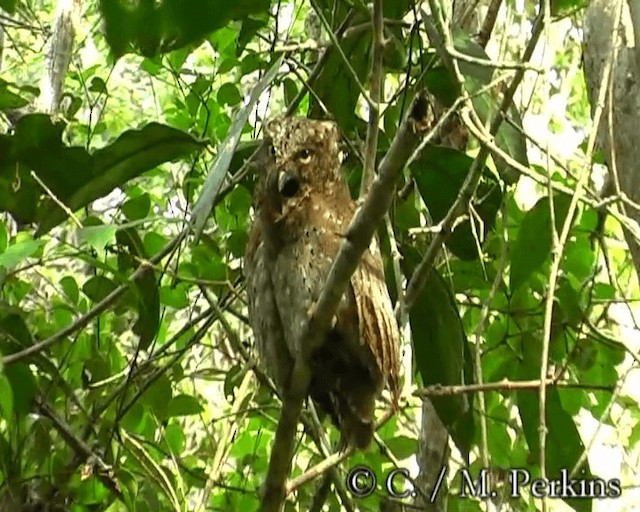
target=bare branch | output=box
[415,379,615,397]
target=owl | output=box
[244,116,400,449]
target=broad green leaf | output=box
[4,363,36,415]
[144,232,169,257]
[0,0,16,13]
[0,87,29,109]
[59,276,80,305]
[37,122,204,234]
[0,308,33,351]
[516,332,592,512]
[78,224,118,253]
[384,435,418,460]
[510,194,572,292]
[122,193,151,221]
[411,145,502,260]
[0,374,13,419]
[282,78,298,107]
[159,285,189,309]
[0,239,42,271]
[217,82,243,106]
[83,275,118,302]
[166,394,204,417]
[164,423,186,454]
[402,245,474,458]
[116,228,160,350]
[100,0,271,58]
[139,374,172,420]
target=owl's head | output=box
[262,116,343,201]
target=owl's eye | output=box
[269,145,276,156]
[296,148,313,164]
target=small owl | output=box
[244,116,400,449]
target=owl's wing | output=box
[244,224,293,392]
[350,243,401,406]
[323,239,401,449]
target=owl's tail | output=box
[331,391,377,450]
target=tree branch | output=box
[1,234,184,366]
[415,379,615,397]
[360,0,384,196]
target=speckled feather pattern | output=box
[244,116,400,449]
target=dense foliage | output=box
[0,0,637,511]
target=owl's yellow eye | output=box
[297,148,312,163]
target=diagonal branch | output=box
[360,0,384,196]
[258,94,430,512]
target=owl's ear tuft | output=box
[318,120,339,139]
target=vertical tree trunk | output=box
[583,0,640,280]
[37,0,80,114]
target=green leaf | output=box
[122,193,151,221]
[0,239,42,271]
[0,0,17,14]
[411,145,502,260]
[384,435,418,460]
[0,309,33,351]
[139,374,172,421]
[402,245,474,458]
[217,82,243,106]
[36,122,205,235]
[516,332,592,512]
[78,223,118,253]
[510,194,572,292]
[59,276,80,305]
[164,423,186,454]
[83,275,118,302]
[116,227,160,349]
[166,394,204,417]
[224,363,243,399]
[160,285,189,309]
[0,86,29,109]
[4,363,36,415]
[0,374,13,419]
[282,77,298,107]
[100,0,271,58]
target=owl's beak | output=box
[278,171,300,198]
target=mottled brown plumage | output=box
[244,116,400,449]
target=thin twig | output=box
[537,0,621,496]
[404,5,543,311]
[36,396,124,501]
[477,0,503,48]
[359,0,384,196]
[415,379,615,397]
[1,231,185,365]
